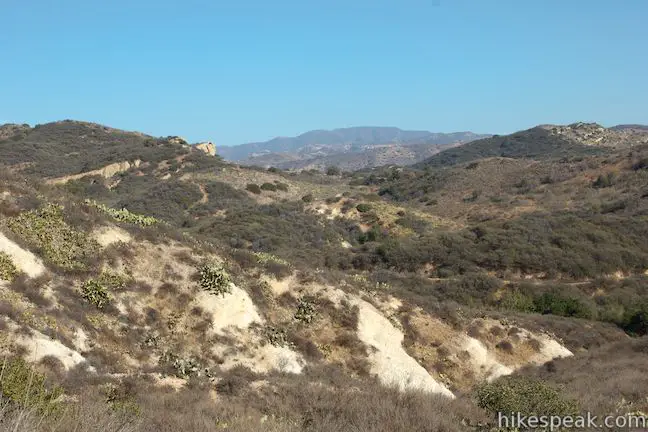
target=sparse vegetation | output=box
[592,172,616,188]
[264,326,292,347]
[159,351,213,380]
[246,183,262,194]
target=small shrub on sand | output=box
[81,279,111,309]
[198,262,232,297]
[294,297,317,324]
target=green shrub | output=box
[85,199,158,226]
[618,302,648,336]
[246,183,262,194]
[356,203,372,213]
[294,298,317,324]
[475,376,577,418]
[96,270,131,291]
[80,270,130,309]
[253,252,290,266]
[497,289,535,313]
[198,262,232,297]
[533,291,594,319]
[0,252,19,282]
[260,182,277,192]
[7,203,99,271]
[301,193,314,203]
[264,326,292,347]
[592,172,616,188]
[274,182,289,192]
[81,279,111,309]
[326,166,341,176]
[540,175,554,184]
[358,225,382,244]
[0,357,63,415]
[632,158,648,171]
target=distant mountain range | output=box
[217,127,491,170]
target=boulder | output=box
[195,142,216,156]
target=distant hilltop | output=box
[217,126,491,171]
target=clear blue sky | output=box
[1,0,646,145]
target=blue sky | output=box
[1,0,646,145]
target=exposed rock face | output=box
[195,142,216,156]
[0,123,31,140]
[47,160,141,184]
[167,136,189,145]
[541,122,648,148]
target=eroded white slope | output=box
[7,321,92,371]
[356,300,455,398]
[196,282,305,374]
[0,232,46,278]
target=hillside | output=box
[218,127,490,170]
[417,122,648,169]
[610,124,648,132]
[0,120,647,430]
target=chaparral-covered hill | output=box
[0,119,647,431]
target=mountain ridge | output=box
[218,126,491,162]
[416,122,648,169]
